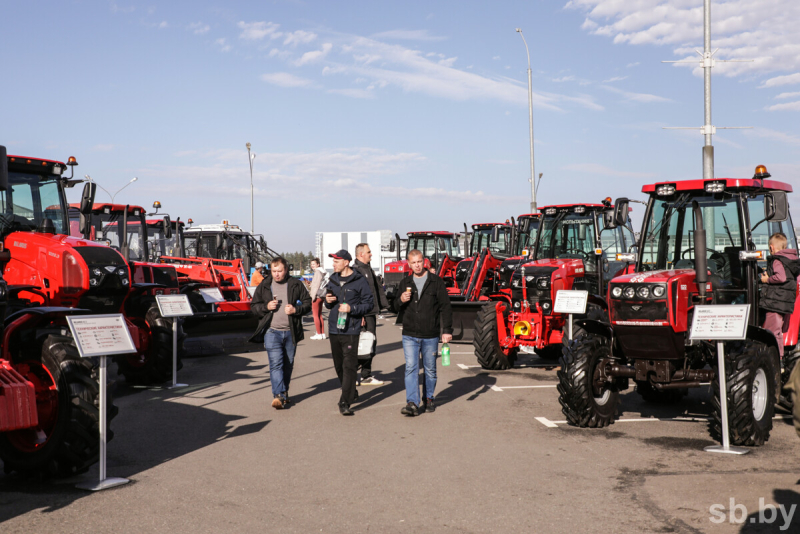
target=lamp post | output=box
[516,28,536,212]
[246,143,256,234]
[86,175,138,204]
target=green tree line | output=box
[279,251,317,273]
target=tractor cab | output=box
[182,221,275,273]
[384,231,458,303]
[146,218,184,261]
[514,213,541,257]
[469,223,513,257]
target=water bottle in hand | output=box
[441,343,450,366]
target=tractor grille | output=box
[610,300,668,321]
[383,272,405,293]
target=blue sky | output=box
[2,0,799,251]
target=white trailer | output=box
[316,230,395,274]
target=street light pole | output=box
[516,28,536,212]
[246,143,255,234]
[86,175,138,204]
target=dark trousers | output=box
[358,315,378,379]
[330,334,359,406]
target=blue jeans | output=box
[265,329,296,397]
[402,336,439,406]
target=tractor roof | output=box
[642,177,793,194]
[69,202,146,214]
[8,155,67,176]
[539,203,605,214]
[472,223,509,230]
[407,231,454,237]
[517,213,542,219]
[184,224,249,234]
[146,219,184,227]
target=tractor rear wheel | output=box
[0,334,116,478]
[116,304,185,385]
[535,345,562,361]
[557,332,619,428]
[712,339,777,447]
[635,381,687,404]
[474,303,517,370]
[779,346,800,409]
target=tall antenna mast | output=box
[662,0,752,179]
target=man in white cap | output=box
[251,261,266,286]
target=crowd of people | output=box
[248,243,453,417]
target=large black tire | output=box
[635,380,687,404]
[474,302,517,370]
[535,345,562,361]
[712,340,777,447]
[0,334,117,478]
[779,346,800,409]
[116,304,185,385]
[557,332,619,428]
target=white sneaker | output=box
[321,333,327,340]
[310,334,321,340]
[360,376,384,386]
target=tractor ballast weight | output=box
[558,169,795,447]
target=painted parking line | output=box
[491,384,558,392]
[534,414,793,428]
[457,363,481,369]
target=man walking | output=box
[393,249,453,416]
[352,243,389,385]
[249,257,312,409]
[325,250,374,416]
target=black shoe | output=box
[354,389,359,402]
[339,403,354,416]
[400,402,419,417]
[425,398,436,413]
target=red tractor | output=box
[558,167,793,446]
[68,202,186,384]
[0,146,116,477]
[448,222,513,295]
[383,231,460,306]
[472,200,635,368]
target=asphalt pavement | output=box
[2,315,800,533]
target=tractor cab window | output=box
[471,227,508,256]
[598,213,633,284]
[408,236,453,262]
[147,225,180,260]
[747,195,797,270]
[93,213,147,261]
[515,219,539,256]
[537,213,598,271]
[1,173,68,235]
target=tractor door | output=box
[597,212,634,292]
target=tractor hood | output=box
[611,268,710,291]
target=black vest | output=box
[760,255,799,314]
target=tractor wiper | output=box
[644,193,691,243]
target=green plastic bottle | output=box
[441,343,450,366]
[337,296,347,330]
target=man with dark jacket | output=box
[325,249,374,415]
[393,249,453,416]
[353,243,389,385]
[249,257,312,409]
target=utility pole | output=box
[663,0,751,179]
[246,143,256,234]
[516,28,536,212]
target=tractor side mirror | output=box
[389,240,395,252]
[437,237,446,250]
[765,191,789,222]
[602,210,615,230]
[215,234,223,251]
[453,235,459,249]
[578,222,587,241]
[80,181,96,214]
[79,213,91,238]
[613,198,629,227]
[0,145,7,191]
[163,215,172,239]
[521,218,531,233]
[491,226,500,243]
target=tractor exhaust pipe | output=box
[692,201,708,298]
[463,223,469,256]
[121,205,130,262]
[395,233,401,262]
[510,216,517,256]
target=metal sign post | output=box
[156,295,194,389]
[67,314,137,491]
[689,304,751,455]
[553,290,589,341]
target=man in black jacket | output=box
[325,249,374,415]
[249,257,312,409]
[393,249,453,416]
[353,243,389,386]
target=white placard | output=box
[690,305,750,341]
[198,287,225,303]
[553,290,589,315]
[66,314,137,358]
[156,294,194,317]
[246,286,257,297]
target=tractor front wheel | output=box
[557,332,619,428]
[116,304,185,385]
[0,334,116,477]
[712,340,777,447]
[473,303,517,370]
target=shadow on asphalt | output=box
[740,488,800,533]
[0,353,268,524]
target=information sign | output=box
[247,286,257,298]
[198,287,225,303]
[156,294,194,317]
[689,305,750,341]
[553,290,589,315]
[66,314,137,358]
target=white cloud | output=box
[759,73,800,89]
[371,29,446,41]
[215,38,232,53]
[295,43,333,66]
[561,163,655,179]
[238,21,281,41]
[157,21,168,29]
[602,75,628,83]
[327,88,376,99]
[438,57,457,67]
[284,30,317,47]
[766,100,800,112]
[492,56,501,60]
[602,84,671,103]
[188,22,209,35]
[627,62,640,68]
[742,127,800,146]
[775,91,800,100]
[261,72,315,88]
[552,75,576,82]
[569,0,800,79]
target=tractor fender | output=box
[586,294,608,311]
[3,307,92,327]
[745,324,781,355]
[573,318,613,339]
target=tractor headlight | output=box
[117,267,127,276]
[89,278,98,286]
[93,268,103,277]
[704,181,725,193]
[636,286,650,298]
[611,286,622,298]
[656,184,676,196]
[623,287,636,299]
[121,278,129,286]
[652,285,666,298]
[536,277,549,289]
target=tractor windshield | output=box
[408,236,454,258]
[536,212,597,263]
[515,218,540,256]
[470,227,509,256]
[147,224,181,260]
[92,212,148,262]
[0,173,68,235]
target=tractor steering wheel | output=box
[681,247,716,259]
[562,249,589,259]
